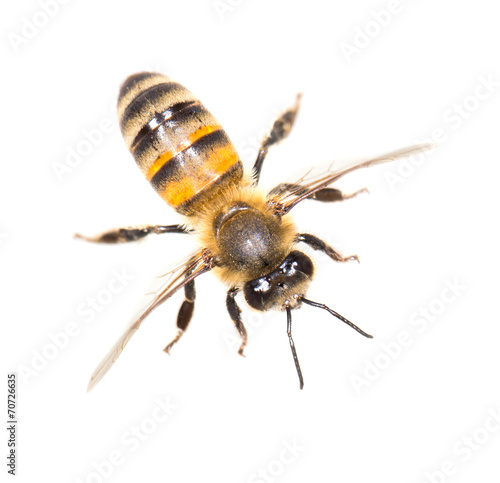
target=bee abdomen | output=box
[117,72,243,216]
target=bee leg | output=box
[252,93,302,185]
[268,183,368,202]
[163,268,196,354]
[75,224,192,244]
[309,187,368,202]
[296,233,359,263]
[226,287,248,356]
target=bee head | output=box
[243,251,314,311]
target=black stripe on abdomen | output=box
[150,128,227,191]
[119,81,185,133]
[131,100,200,150]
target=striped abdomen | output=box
[117,73,243,216]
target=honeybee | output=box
[80,72,431,391]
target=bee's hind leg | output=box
[268,184,368,202]
[164,266,197,354]
[252,94,302,185]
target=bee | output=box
[80,72,431,391]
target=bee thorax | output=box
[214,202,284,278]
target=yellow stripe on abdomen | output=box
[117,72,244,216]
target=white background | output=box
[2,1,500,482]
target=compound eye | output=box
[243,251,314,312]
[287,251,314,278]
[243,276,273,311]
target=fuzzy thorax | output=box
[192,184,297,288]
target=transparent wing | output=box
[87,250,214,392]
[268,143,434,214]
[147,252,199,297]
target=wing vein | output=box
[87,250,213,392]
